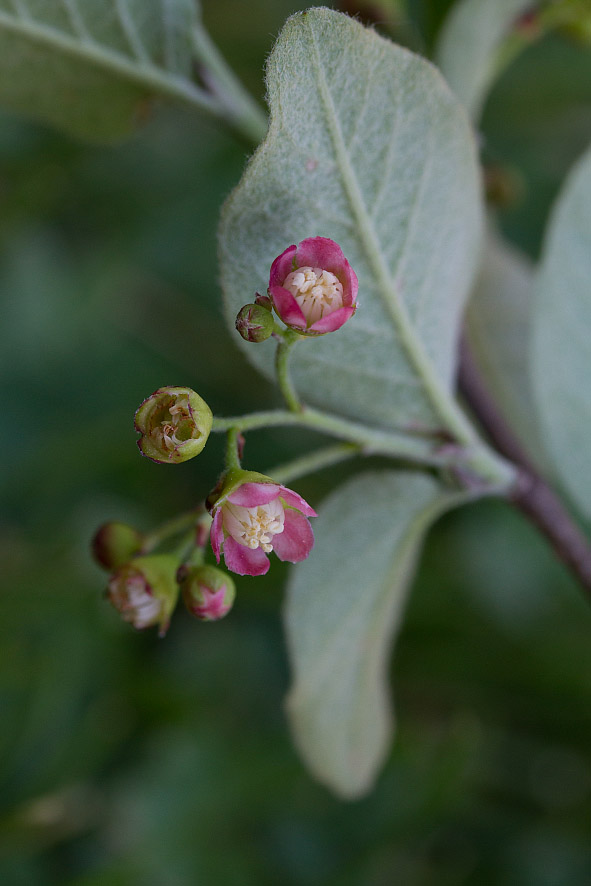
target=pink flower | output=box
[268,237,358,335]
[208,474,316,576]
[106,554,179,635]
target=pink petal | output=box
[278,486,317,517]
[296,237,346,273]
[223,536,270,576]
[227,482,280,508]
[269,245,297,288]
[269,285,307,329]
[210,509,223,563]
[341,262,359,306]
[272,510,314,563]
[309,305,356,334]
[192,587,230,620]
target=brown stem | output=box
[458,336,591,598]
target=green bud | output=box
[107,554,180,636]
[134,386,212,464]
[235,304,275,343]
[179,565,236,622]
[92,521,144,571]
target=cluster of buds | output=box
[94,236,358,633]
[236,236,358,341]
[92,522,238,633]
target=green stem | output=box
[173,529,200,562]
[184,543,206,569]
[191,25,267,146]
[225,428,242,472]
[142,509,203,553]
[275,331,302,412]
[268,443,360,486]
[214,409,456,467]
[212,406,515,492]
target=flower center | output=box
[159,394,199,451]
[223,499,285,553]
[283,266,344,325]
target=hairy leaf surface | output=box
[0,0,199,140]
[436,0,533,119]
[285,471,462,798]
[220,8,482,432]
[532,144,591,516]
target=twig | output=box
[458,335,591,598]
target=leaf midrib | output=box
[305,13,476,445]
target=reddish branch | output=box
[458,337,591,599]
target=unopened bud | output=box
[179,565,236,622]
[235,304,275,343]
[134,386,212,464]
[107,554,179,635]
[254,291,273,310]
[92,521,144,570]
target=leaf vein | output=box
[0,8,214,109]
[113,0,152,65]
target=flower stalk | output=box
[274,330,302,413]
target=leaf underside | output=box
[531,144,591,517]
[220,8,482,433]
[284,470,463,799]
[436,0,533,120]
[0,0,198,141]
[466,227,546,467]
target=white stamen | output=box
[224,499,285,552]
[158,393,199,451]
[284,266,344,325]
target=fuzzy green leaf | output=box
[220,8,482,434]
[0,0,201,141]
[436,0,533,119]
[285,471,463,799]
[531,144,591,516]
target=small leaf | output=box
[436,0,534,119]
[531,144,591,516]
[0,0,200,141]
[466,228,546,465]
[220,8,482,433]
[284,471,464,799]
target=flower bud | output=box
[254,292,273,310]
[268,236,358,335]
[107,554,179,635]
[207,469,316,576]
[92,521,144,571]
[235,304,275,343]
[179,565,236,621]
[134,386,212,464]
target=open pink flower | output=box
[268,236,358,335]
[209,474,316,576]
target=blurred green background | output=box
[1,2,591,884]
